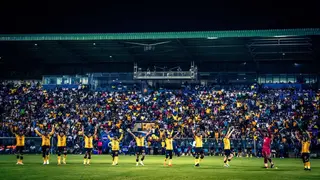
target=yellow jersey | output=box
[15,134,25,146]
[161,140,165,148]
[159,130,165,139]
[194,136,203,148]
[135,137,145,147]
[35,129,54,146]
[165,138,174,150]
[108,134,123,151]
[84,136,94,148]
[41,135,53,146]
[57,135,67,147]
[223,138,231,150]
[301,141,310,153]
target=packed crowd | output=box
[0,81,319,157]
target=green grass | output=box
[0,155,319,180]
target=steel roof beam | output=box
[184,45,245,48]
[251,37,311,41]
[248,43,312,47]
[253,51,312,55]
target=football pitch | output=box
[0,155,319,180]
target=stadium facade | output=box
[0,28,319,89]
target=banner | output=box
[133,123,156,131]
[142,123,156,131]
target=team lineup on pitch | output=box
[0,155,319,180]
[12,126,291,168]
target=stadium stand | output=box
[0,81,319,157]
[0,29,320,158]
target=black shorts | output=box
[195,147,203,154]
[58,146,67,153]
[224,149,232,156]
[42,146,50,151]
[85,148,93,153]
[16,146,24,153]
[136,146,145,154]
[112,150,119,156]
[166,150,173,156]
[302,153,310,163]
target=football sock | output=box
[195,158,199,164]
[58,156,61,164]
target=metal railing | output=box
[134,71,196,80]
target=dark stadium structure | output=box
[0,28,320,86]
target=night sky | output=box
[0,1,319,33]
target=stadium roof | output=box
[0,29,319,40]
[0,28,320,79]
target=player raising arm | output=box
[127,128,151,166]
[223,127,235,167]
[192,128,206,167]
[56,129,68,165]
[10,125,26,165]
[107,129,124,165]
[79,126,97,165]
[295,131,311,170]
[257,124,275,169]
[163,131,180,166]
[35,126,55,165]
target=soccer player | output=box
[35,126,55,165]
[56,130,67,165]
[258,124,275,168]
[127,129,151,166]
[80,126,97,165]
[223,127,235,167]
[295,131,311,170]
[192,128,206,167]
[10,126,25,165]
[163,131,180,166]
[107,129,124,165]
